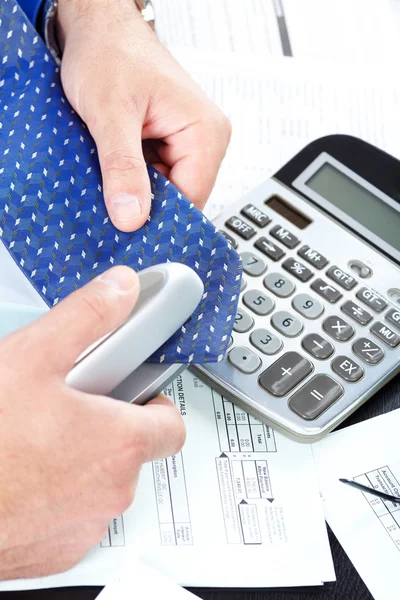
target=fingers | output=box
[152,112,232,210]
[13,266,139,375]
[114,394,186,465]
[89,101,151,232]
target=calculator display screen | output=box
[305,163,400,252]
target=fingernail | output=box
[110,194,142,222]
[98,266,138,293]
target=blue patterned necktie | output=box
[0,0,242,364]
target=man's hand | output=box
[0,266,185,580]
[56,0,231,232]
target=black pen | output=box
[339,478,400,505]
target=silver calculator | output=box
[194,135,400,442]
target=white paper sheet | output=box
[153,0,400,61]
[0,369,335,590]
[164,49,400,220]
[313,409,400,600]
[98,558,196,600]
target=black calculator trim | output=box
[274,134,400,265]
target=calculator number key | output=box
[282,258,313,282]
[264,273,295,297]
[356,287,387,312]
[370,322,400,348]
[271,311,303,337]
[341,301,372,325]
[386,308,400,330]
[259,351,313,397]
[302,334,334,360]
[298,245,328,269]
[292,294,324,319]
[270,225,300,249]
[243,290,275,316]
[225,216,256,240]
[326,266,357,290]
[250,329,282,355]
[240,252,267,277]
[228,347,261,374]
[352,338,384,365]
[310,279,342,304]
[289,375,343,420]
[323,316,354,342]
[254,237,285,261]
[332,356,364,382]
[233,309,254,333]
[241,204,270,227]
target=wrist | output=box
[57,0,143,51]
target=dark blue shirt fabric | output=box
[16,0,44,25]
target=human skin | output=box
[56,0,232,231]
[0,266,186,579]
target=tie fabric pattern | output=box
[0,0,242,364]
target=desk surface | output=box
[2,375,399,600]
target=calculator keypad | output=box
[220,230,238,249]
[352,338,384,365]
[250,329,282,355]
[241,252,267,277]
[233,309,254,333]
[208,190,399,433]
[271,311,303,337]
[289,375,343,420]
[298,245,328,269]
[228,347,261,374]
[341,300,372,325]
[292,294,324,319]
[370,322,400,348]
[310,279,342,303]
[331,356,364,382]
[241,204,271,227]
[254,237,285,261]
[356,287,387,312]
[323,316,355,342]
[282,258,313,282]
[270,225,300,249]
[385,308,400,329]
[243,290,275,316]
[327,266,358,290]
[225,216,256,240]
[264,273,295,297]
[302,334,334,360]
[259,352,313,397]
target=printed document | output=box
[165,49,400,220]
[313,409,400,600]
[152,0,399,61]
[0,369,335,590]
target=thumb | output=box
[90,104,151,232]
[19,266,140,376]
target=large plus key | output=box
[259,352,313,397]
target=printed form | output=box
[167,49,400,221]
[0,369,335,590]
[313,409,400,600]
[152,0,399,61]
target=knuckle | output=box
[75,290,109,329]
[101,149,145,177]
